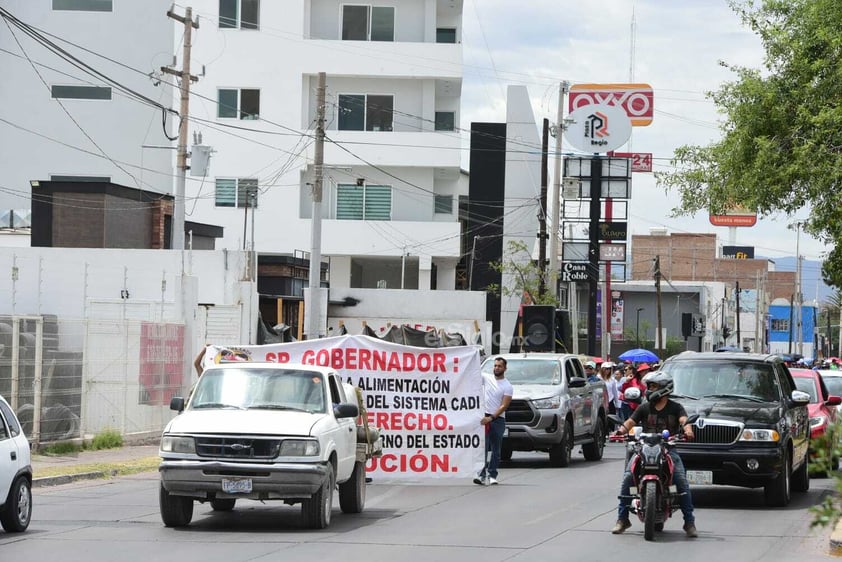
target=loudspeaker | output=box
[681,313,693,339]
[522,305,555,352]
[555,309,571,353]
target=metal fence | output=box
[0,314,186,447]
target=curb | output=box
[33,471,110,488]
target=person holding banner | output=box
[474,357,513,486]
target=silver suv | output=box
[0,395,32,532]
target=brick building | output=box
[630,230,796,300]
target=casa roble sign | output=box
[561,262,589,282]
[564,103,632,154]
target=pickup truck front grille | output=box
[690,421,742,445]
[506,399,536,424]
[195,436,281,459]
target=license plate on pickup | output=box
[221,478,253,494]
[686,470,713,485]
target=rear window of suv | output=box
[0,399,21,437]
[661,359,782,402]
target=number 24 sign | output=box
[612,152,652,173]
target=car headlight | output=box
[279,439,319,456]
[810,416,828,429]
[160,435,196,454]
[532,396,561,409]
[739,429,780,442]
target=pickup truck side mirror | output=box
[827,395,842,407]
[334,402,360,419]
[568,376,587,388]
[170,397,185,412]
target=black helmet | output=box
[643,371,673,402]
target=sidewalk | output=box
[30,444,161,488]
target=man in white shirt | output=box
[475,357,514,485]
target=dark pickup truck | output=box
[659,351,811,507]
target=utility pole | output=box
[654,255,663,358]
[163,7,199,250]
[735,281,741,349]
[538,118,549,298]
[549,81,569,290]
[305,72,326,340]
[795,223,803,356]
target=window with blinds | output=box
[215,178,258,208]
[337,184,390,220]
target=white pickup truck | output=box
[158,361,381,529]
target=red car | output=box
[790,369,841,468]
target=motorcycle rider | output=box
[610,372,697,538]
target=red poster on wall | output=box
[139,322,185,406]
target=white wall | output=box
[498,86,542,351]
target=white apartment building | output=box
[182,0,466,291]
[0,0,175,203]
[0,1,466,292]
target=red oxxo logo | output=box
[569,83,654,126]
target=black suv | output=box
[659,351,811,507]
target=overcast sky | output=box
[459,0,828,289]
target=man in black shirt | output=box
[610,372,697,538]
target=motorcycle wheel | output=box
[644,480,658,541]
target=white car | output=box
[0,395,32,532]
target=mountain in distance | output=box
[762,255,835,304]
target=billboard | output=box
[564,103,632,153]
[722,245,755,259]
[569,84,654,126]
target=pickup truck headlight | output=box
[532,396,561,409]
[739,429,780,442]
[161,435,196,454]
[810,415,827,429]
[279,439,319,456]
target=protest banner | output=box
[202,335,485,480]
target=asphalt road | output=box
[2,443,837,561]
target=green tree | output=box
[655,0,842,288]
[486,240,558,306]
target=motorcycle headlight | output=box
[739,429,780,442]
[160,435,196,454]
[532,396,561,409]
[279,439,319,456]
[810,416,827,429]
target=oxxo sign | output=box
[569,83,655,127]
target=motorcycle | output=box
[608,406,698,541]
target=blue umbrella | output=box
[618,348,659,363]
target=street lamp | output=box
[636,308,644,348]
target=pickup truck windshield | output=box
[190,368,327,413]
[482,359,561,385]
[662,360,781,402]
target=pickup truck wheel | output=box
[0,476,31,532]
[792,452,810,492]
[549,421,573,467]
[501,442,513,461]
[210,498,236,511]
[339,461,366,514]
[159,484,193,527]
[764,450,792,507]
[582,418,605,461]
[302,463,334,529]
